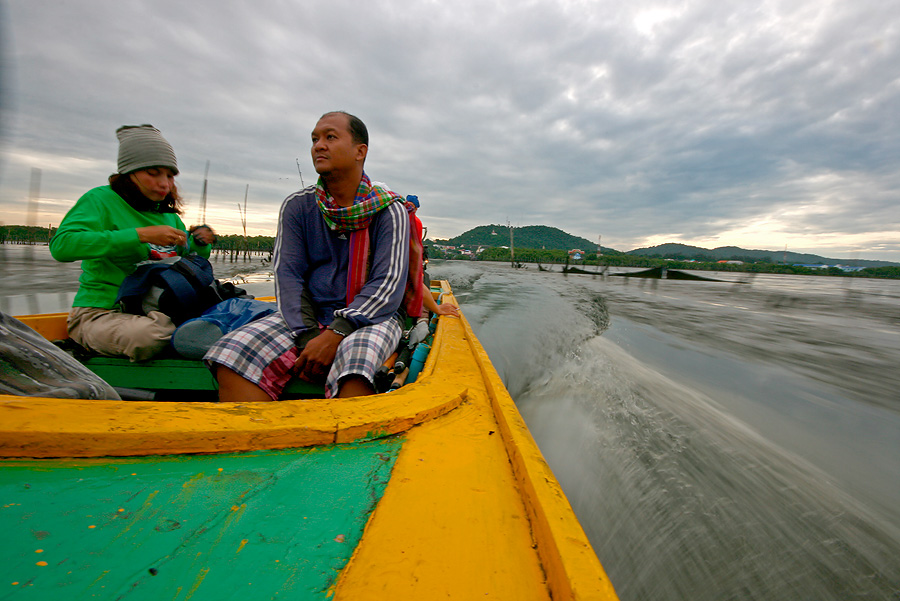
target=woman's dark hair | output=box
[109,172,183,214]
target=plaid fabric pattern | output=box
[204,312,402,399]
[315,172,403,232]
[317,172,424,316]
[204,313,297,400]
[327,316,402,397]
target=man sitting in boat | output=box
[50,125,216,361]
[206,111,423,401]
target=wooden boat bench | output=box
[81,355,325,401]
[32,286,448,402]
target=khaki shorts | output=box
[68,306,175,361]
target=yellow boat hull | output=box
[1,282,618,600]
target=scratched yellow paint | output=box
[333,396,551,599]
[330,297,618,600]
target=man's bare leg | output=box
[215,365,274,402]
[336,374,375,398]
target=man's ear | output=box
[356,144,368,162]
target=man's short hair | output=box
[322,111,368,146]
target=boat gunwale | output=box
[460,309,619,600]
[0,285,466,458]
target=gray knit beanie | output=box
[116,124,179,175]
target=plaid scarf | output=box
[316,173,424,318]
[315,173,400,232]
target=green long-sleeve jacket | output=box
[50,185,211,309]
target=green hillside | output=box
[426,226,899,268]
[628,243,897,268]
[434,225,618,253]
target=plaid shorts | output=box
[204,312,402,399]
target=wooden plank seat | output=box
[81,355,324,401]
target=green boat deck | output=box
[1,438,402,600]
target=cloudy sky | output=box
[1,0,898,260]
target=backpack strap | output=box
[158,255,215,312]
[170,255,214,287]
[157,267,201,308]
[115,263,169,312]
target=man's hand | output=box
[293,329,344,382]
[434,303,459,317]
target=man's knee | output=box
[214,364,273,402]
[336,374,375,398]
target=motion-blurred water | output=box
[435,260,900,601]
[4,246,899,599]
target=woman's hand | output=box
[189,224,218,246]
[137,225,187,246]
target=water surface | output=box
[4,247,899,599]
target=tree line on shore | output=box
[4,225,897,279]
[1,225,274,254]
[434,245,900,279]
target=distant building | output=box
[791,263,865,272]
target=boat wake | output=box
[430,260,900,601]
[518,335,900,601]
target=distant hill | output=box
[432,225,622,254]
[628,243,899,268]
[427,226,899,267]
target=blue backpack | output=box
[116,255,246,325]
[171,297,277,359]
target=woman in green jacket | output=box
[50,125,215,361]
